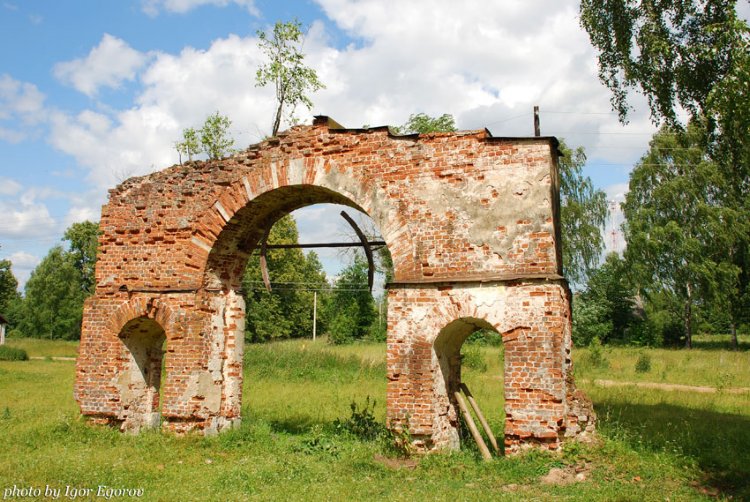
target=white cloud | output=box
[53,34,149,97]
[47,0,659,251]
[7,251,39,290]
[0,200,56,239]
[141,0,258,17]
[64,205,99,227]
[8,251,39,268]
[0,74,46,143]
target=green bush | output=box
[461,344,488,372]
[333,397,384,441]
[327,303,358,345]
[0,345,29,361]
[635,352,652,373]
[587,336,608,368]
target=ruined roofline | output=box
[109,115,560,194]
[312,114,560,148]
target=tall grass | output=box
[0,339,746,500]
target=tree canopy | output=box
[558,140,609,285]
[242,215,328,342]
[623,119,738,347]
[393,113,457,134]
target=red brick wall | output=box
[75,117,593,450]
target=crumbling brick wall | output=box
[75,116,594,451]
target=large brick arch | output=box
[75,116,594,451]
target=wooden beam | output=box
[454,391,492,461]
[460,383,500,454]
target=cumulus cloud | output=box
[0,200,56,239]
[53,34,149,97]
[0,74,46,142]
[7,251,39,289]
[48,0,658,222]
[141,0,258,17]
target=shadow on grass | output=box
[690,339,750,351]
[595,399,750,499]
[268,414,329,435]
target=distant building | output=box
[0,314,7,345]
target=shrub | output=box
[333,396,383,441]
[587,336,608,368]
[634,352,652,373]
[327,304,358,345]
[461,344,488,372]
[0,345,28,361]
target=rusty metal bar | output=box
[259,225,272,292]
[340,210,375,292]
[260,240,386,249]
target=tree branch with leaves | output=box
[256,20,325,137]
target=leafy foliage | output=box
[242,215,328,342]
[15,246,85,340]
[580,0,747,124]
[256,20,325,136]
[200,111,234,160]
[327,255,375,345]
[175,127,201,162]
[558,140,608,285]
[622,119,738,347]
[63,221,99,295]
[393,113,457,134]
[581,1,750,342]
[0,259,20,321]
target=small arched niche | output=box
[117,317,167,432]
[434,317,502,451]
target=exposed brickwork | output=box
[75,116,594,451]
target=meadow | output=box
[0,336,748,501]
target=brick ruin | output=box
[74,116,595,453]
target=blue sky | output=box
[0,0,670,288]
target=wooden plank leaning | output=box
[460,383,500,454]
[454,391,492,461]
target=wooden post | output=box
[0,323,5,345]
[533,105,540,136]
[460,383,499,454]
[454,391,492,461]
[313,291,317,341]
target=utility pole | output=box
[312,291,317,341]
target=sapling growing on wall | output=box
[256,20,325,136]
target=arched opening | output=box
[434,317,504,453]
[202,184,393,431]
[117,317,167,432]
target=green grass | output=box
[574,335,750,389]
[0,345,28,361]
[1,338,748,500]
[2,337,79,358]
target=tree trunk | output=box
[272,105,282,137]
[730,322,738,351]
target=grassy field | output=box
[0,337,748,500]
